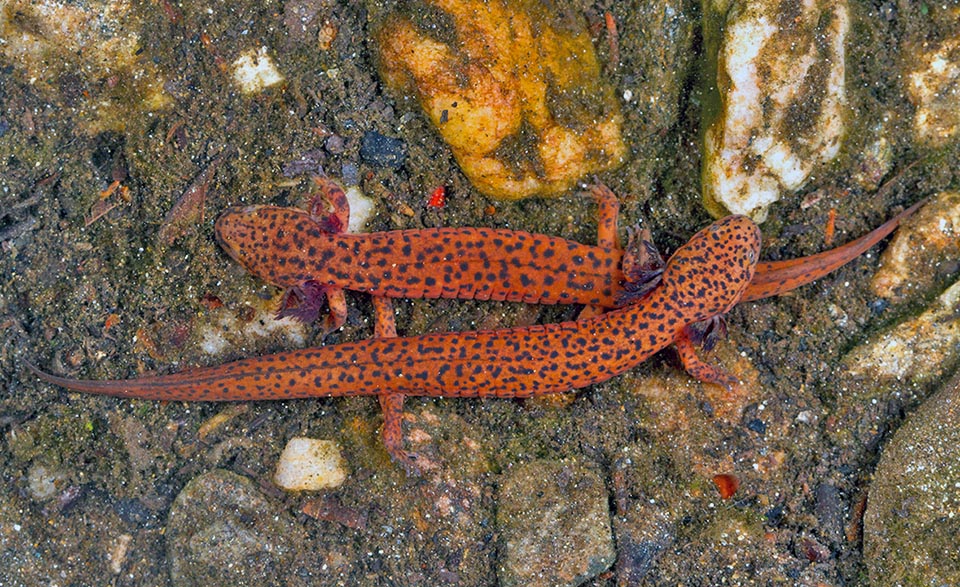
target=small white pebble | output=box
[27,463,66,500]
[109,534,133,574]
[274,438,348,491]
[344,186,375,233]
[232,47,284,94]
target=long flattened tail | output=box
[21,355,370,402]
[742,199,925,302]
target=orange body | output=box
[215,184,922,312]
[29,185,922,472]
[31,216,759,400]
[219,216,625,307]
[29,216,761,470]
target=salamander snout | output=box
[214,206,262,266]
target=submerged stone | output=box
[274,437,348,491]
[496,459,614,587]
[231,47,285,94]
[906,35,960,148]
[844,277,960,387]
[375,0,625,200]
[0,0,170,133]
[166,469,309,586]
[701,0,849,221]
[360,131,407,169]
[872,191,960,303]
[863,371,960,586]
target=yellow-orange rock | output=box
[376,0,626,200]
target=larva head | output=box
[660,215,761,323]
[215,205,325,288]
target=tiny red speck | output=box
[824,207,837,247]
[199,293,224,310]
[428,186,446,208]
[712,473,740,499]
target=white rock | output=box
[27,462,67,500]
[871,191,960,302]
[0,0,170,130]
[845,278,960,383]
[232,47,285,94]
[274,438,347,491]
[0,0,139,75]
[908,37,960,147]
[702,0,849,221]
[344,186,376,233]
[197,303,306,356]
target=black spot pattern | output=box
[41,215,762,402]
[215,206,626,307]
[214,200,917,315]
